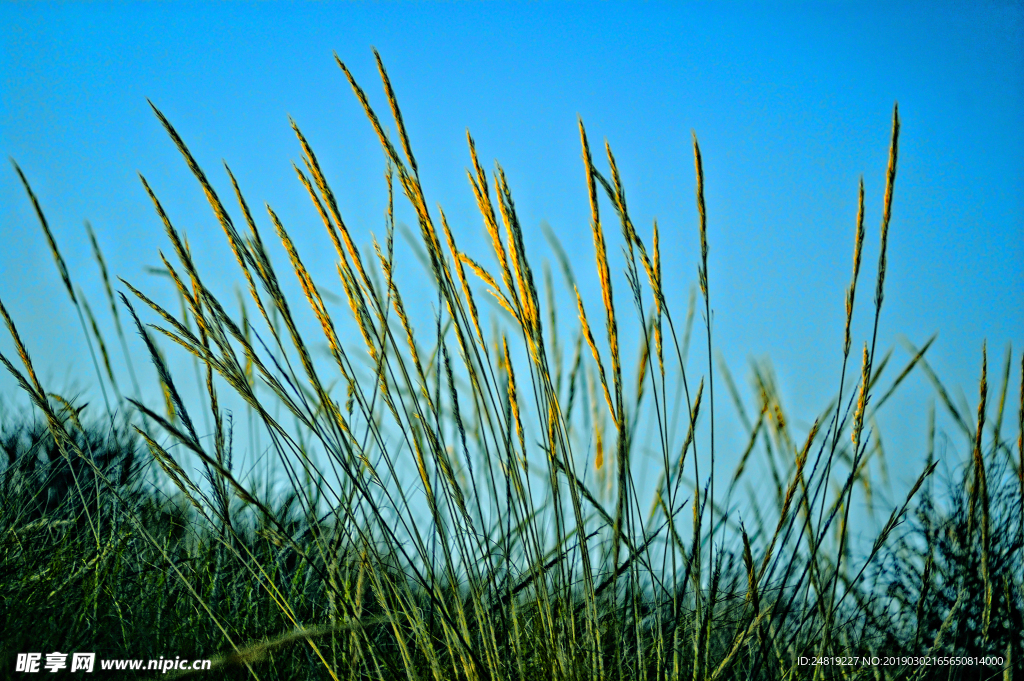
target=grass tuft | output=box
[2,55,1020,681]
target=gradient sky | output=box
[2,2,1022,509]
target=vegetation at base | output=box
[1,52,1021,680]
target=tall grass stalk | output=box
[10,161,114,421]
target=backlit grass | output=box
[2,51,1021,680]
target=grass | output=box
[1,51,1022,680]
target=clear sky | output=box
[1,2,1022,508]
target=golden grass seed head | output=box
[578,123,622,419]
[464,141,521,326]
[974,340,988,462]
[844,178,866,356]
[502,336,528,475]
[875,103,900,311]
[440,207,484,345]
[578,118,599,230]
[575,286,616,424]
[12,160,77,305]
[692,133,708,298]
[495,163,539,337]
[373,48,418,178]
[0,296,45,397]
[676,378,704,480]
[852,343,870,448]
[335,54,405,177]
[85,220,122,325]
[635,317,651,405]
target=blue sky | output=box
[1,2,1022,507]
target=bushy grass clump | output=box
[1,51,1021,680]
